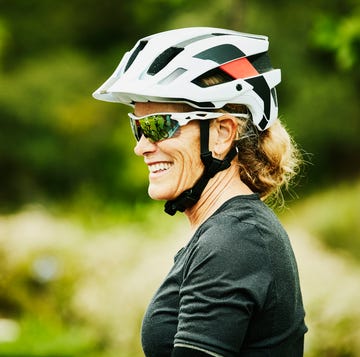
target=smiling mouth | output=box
[148,162,173,173]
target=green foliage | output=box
[0,182,360,356]
[285,179,360,357]
[0,212,103,356]
[0,0,186,212]
[0,3,359,356]
[0,0,359,210]
[0,205,184,356]
[292,178,360,261]
[0,49,149,210]
[312,4,360,71]
[0,314,98,357]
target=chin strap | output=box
[164,120,237,216]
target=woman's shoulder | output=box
[202,194,279,232]
[192,194,288,257]
[182,196,275,290]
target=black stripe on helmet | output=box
[247,52,273,74]
[194,44,245,64]
[245,76,271,124]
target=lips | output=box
[148,162,173,173]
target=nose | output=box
[134,135,157,156]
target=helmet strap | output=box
[164,120,237,216]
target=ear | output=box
[211,115,238,157]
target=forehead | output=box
[134,102,194,116]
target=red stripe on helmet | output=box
[220,57,258,79]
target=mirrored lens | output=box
[130,114,180,142]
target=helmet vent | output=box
[124,40,148,72]
[159,68,187,85]
[192,68,234,88]
[147,47,184,75]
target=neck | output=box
[184,163,253,233]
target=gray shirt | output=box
[141,194,307,357]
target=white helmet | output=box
[93,27,281,131]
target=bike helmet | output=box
[93,27,281,215]
[93,27,281,131]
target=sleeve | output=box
[174,219,272,356]
[172,346,218,356]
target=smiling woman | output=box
[133,102,204,203]
[93,27,307,357]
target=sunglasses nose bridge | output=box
[133,133,157,156]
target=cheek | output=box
[188,143,202,166]
[180,142,203,180]
[180,127,202,173]
[159,121,203,179]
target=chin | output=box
[148,185,177,201]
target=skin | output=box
[134,102,253,232]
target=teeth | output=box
[148,162,172,173]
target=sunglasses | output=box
[128,111,250,143]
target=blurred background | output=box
[0,0,359,356]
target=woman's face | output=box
[133,102,204,201]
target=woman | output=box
[93,27,307,357]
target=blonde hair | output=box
[221,103,302,204]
